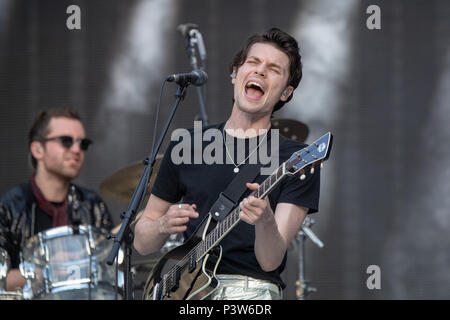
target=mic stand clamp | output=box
[106,83,188,300]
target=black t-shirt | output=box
[151,122,320,288]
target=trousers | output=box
[208,274,282,300]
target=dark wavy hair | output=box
[28,108,81,169]
[230,27,303,113]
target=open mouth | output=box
[244,80,265,101]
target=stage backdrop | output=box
[1,0,449,299]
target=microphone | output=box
[166,69,208,86]
[177,23,199,38]
[189,29,207,62]
[177,23,207,62]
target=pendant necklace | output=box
[223,125,268,173]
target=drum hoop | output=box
[33,281,117,298]
[0,291,23,300]
[21,225,112,266]
[24,225,109,247]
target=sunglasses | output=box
[42,136,93,151]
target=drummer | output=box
[0,108,113,292]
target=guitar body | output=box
[142,215,222,300]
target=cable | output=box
[150,79,168,161]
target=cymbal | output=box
[271,118,309,142]
[99,154,164,203]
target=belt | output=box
[215,274,281,295]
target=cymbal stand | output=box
[295,216,324,300]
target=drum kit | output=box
[0,118,317,300]
[1,226,124,300]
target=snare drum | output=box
[20,225,121,300]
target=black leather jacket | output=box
[0,182,113,268]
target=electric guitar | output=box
[142,132,333,300]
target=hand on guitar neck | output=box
[239,182,274,225]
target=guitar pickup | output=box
[188,252,197,272]
[168,269,180,293]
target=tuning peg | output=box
[300,173,306,180]
[320,162,324,168]
[310,167,315,174]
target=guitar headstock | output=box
[285,132,333,177]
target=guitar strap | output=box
[209,163,263,222]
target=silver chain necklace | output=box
[222,126,268,173]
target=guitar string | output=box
[162,166,286,290]
[163,182,271,289]
[155,141,328,296]
[161,161,292,291]
[158,142,327,294]
[166,207,241,285]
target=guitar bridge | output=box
[171,269,180,292]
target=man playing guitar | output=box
[134,28,321,300]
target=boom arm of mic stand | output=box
[106,84,188,300]
[195,86,208,126]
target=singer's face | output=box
[232,42,293,116]
[36,117,86,180]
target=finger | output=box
[168,225,188,233]
[176,203,197,210]
[243,196,263,211]
[240,199,257,218]
[172,205,199,219]
[239,204,256,225]
[170,216,190,227]
[246,182,259,191]
[178,208,199,219]
[168,207,198,219]
[161,216,188,234]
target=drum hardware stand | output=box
[107,80,192,300]
[19,255,38,300]
[68,185,82,234]
[295,216,324,300]
[69,185,95,299]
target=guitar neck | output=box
[195,162,288,261]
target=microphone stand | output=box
[295,216,324,300]
[106,82,189,300]
[185,33,208,126]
